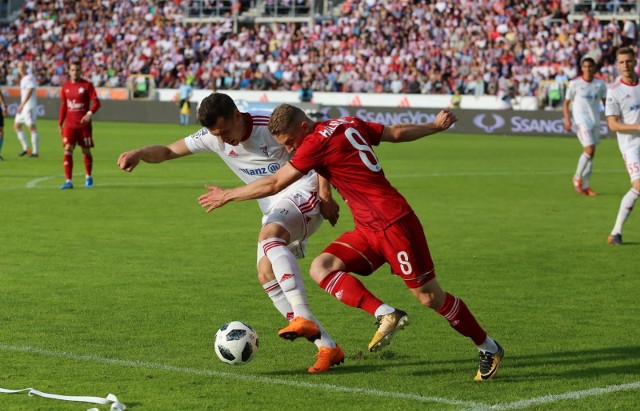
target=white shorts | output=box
[15,108,37,126]
[622,145,640,182]
[576,124,600,147]
[256,190,324,262]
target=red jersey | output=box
[290,117,414,231]
[59,78,100,127]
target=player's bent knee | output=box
[410,281,446,310]
[309,253,342,284]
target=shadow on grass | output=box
[261,345,640,379]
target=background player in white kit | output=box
[563,57,607,196]
[117,93,344,372]
[605,47,640,245]
[14,61,39,157]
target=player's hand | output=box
[57,124,63,136]
[320,196,340,226]
[564,119,572,132]
[17,104,23,114]
[117,151,141,172]
[81,114,92,125]
[434,109,457,131]
[198,184,229,213]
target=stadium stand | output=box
[0,0,638,105]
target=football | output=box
[214,321,259,365]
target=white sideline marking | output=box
[461,381,640,411]
[0,344,484,408]
[26,176,57,188]
[3,344,638,409]
[20,168,625,189]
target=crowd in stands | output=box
[1,0,639,102]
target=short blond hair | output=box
[268,104,307,135]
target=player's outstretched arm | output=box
[381,109,457,143]
[198,163,303,213]
[117,139,191,172]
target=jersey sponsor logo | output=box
[66,99,85,110]
[239,163,280,176]
[267,163,280,173]
[473,114,505,133]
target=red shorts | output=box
[62,125,93,148]
[324,212,436,288]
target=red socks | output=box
[437,292,487,345]
[319,271,383,315]
[84,154,93,176]
[63,151,73,180]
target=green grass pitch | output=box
[1,119,639,410]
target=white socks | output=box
[575,152,592,188]
[477,336,499,354]
[612,188,640,235]
[16,130,28,150]
[260,238,336,348]
[262,279,293,320]
[31,131,39,155]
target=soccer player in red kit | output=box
[58,61,101,189]
[198,104,504,380]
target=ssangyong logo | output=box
[473,114,505,133]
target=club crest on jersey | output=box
[259,145,269,156]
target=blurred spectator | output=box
[299,81,313,102]
[0,0,638,106]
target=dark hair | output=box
[581,57,596,66]
[197,93,238,128]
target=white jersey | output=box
[605,78,640,152]
[20,73,37,111]
[184,110,318,214]
[565,76,607,129]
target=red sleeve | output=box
[289,135,325,175]
[58,85,67,126]
[88,83,101,113]
[360,120,385,146]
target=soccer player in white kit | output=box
[605,47,640,245]
[14,61,39,157]
[563,57,607,196]
[118,93,344,372]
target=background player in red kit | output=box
[198,104,504,381]
[58,61,101,189]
